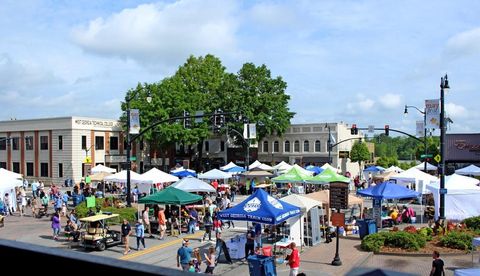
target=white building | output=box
[0,117,145,186]
[257,122,364,176]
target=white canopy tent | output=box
[220,162,239,171]
[248,160,274,171]
[0,169,23,211]
[198,169,232,180]
[91,164,116,174]
[455,164,480,176]
[389,167,438,194]
[385,166,404,173]
[414,162,438,171]
[141,168,179,184]
[104,170,153,184]
[172,176,216,193]
[0,168,22,179]
[272,161,293,174]
[426,174,480,221]
[282,194,322,248]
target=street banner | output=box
[129,109,140,134]
[416,120,424,137]
[425,99,440,129]
[248,124,257,139]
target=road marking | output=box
[119,231,204,261]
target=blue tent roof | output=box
[218,188,301,225]
[171,170,197,178]
[356,181,420,200]
[305,165,324,175]
[225,166,246,173]
[363,166,385,172]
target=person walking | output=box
[121,219,132,255]
[430,250,445,276]
[204,246,216,274]
[51,212,61,240]
[285,242,300,276]
[202,211,213,242]
[143,206,154,238]
[177,239,193,271]
[135,219,146,250]
[157,206,166,240]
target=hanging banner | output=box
[425,99,440,129]
[129,109,140,134]
[416,121,424,137]
[248,124,257,139]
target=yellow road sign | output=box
[434,154,441,163]
[83,156,92,163]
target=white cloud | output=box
[249,2,297,29]
[445,102,468,119]
[71,0,241,68]
[379,93,402,109]
[446,27,480,58]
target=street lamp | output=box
[125,90,151,207]
[439,74,450,220]
[326,123,332,164]
[404,105,428,172]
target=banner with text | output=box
[129,109,140,134]
[425,99,440,130]
[416,120,425,137]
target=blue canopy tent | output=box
[357,181,420,199]
[218,188,301,224]
[225,166,246,174]
[171,169,197,178]
[363,166,385,173]
[305,165,324,175]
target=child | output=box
[204,246,216,274]
[188,260,195,272]
[193,247,202,272]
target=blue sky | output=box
[1,0,479,136]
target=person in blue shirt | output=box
[135,219,146,250]
[177,239,193,271]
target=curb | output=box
[373,251,473,257]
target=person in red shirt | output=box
[285,242,300,276]
[211,179,218,190]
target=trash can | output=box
[356,219,368,239]
[366,219,377,235]
[247,255,277,276]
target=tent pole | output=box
[179,205,181,236]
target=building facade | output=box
[0,117,146,186]
[256,122,364,176]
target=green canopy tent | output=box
[306,168,350,184]
[139,186,203,235]
[271,165,313,183]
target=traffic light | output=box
[183,110,191,129]
[385,125,389,136]
[351,124,358,135]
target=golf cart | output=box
[79,214,121,251]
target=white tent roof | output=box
[249,160,274,171]
[385,166,404,173]
[426,174,480,221]
[281,194,321,212]
[141,168,179,183]
[414,162,437,171]
[455,164,480,176]
[198,169,232,180]
[0,168,23,179]
[389,167,438,194]
[220,162,238,171]
[321,163,337,172]
[91,164,116,174]
[172,176,216,193]
[104,170,153,184]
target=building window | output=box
[81,136,87,150]
[40,163,49,177]
[273,141,279,153]
[0,162,6,169]
[315,140,321,152]
[26,162,34,176]
[58,136,63,150]
[58,163,63,178]
[304,141,310,152]
[294,140,300,152]
[110,136,118,150]
[205,141,209,152]
[284,141,290,152]
[0,137,6,150]
[40,136,48,150]
[263,141,269,153]
[220,141,225,152]
[25,136,33,150]
[12,137,19,150]
[12,162,20,173]
[95,136,104,150]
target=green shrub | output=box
[361,233,386,253]
[418,227,433,241]
[383,231,422,251]
[440,231,474,251]
[463,216,480,231]
[74,198,136,225]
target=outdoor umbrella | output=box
[356,182,420,200]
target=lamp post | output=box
[439,74,450,220]
[326,123,332,164]
[125,91,151,207]
[404,105,427,172]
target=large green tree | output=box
[350,141,371,173]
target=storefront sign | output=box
[446,134,480,162]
